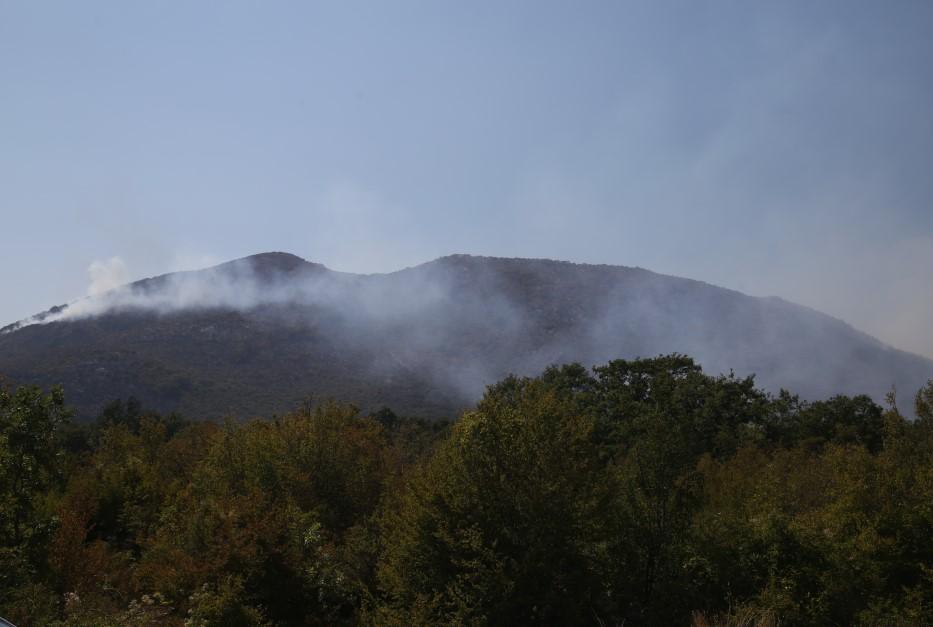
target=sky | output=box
[1,1,932,358]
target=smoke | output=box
[760,234,933,362]
[0,253,528,404]
[87,257,130,297]
[15,254,458,327]
[2,253,929,415]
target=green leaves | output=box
[0,384,70,547]
[377,379,612,624]
[916,379,933,421]
[3,360,933,625]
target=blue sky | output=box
[2,1,932,357]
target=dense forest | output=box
[2,355,933,626]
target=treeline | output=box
[2,355,933,626]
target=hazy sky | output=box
[2,1,931,357]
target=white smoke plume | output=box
[1,253,929,413]
[10,254,458,328]
[87,257,130,297]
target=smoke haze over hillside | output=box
[1,2,932,359]
[2,253,930,420]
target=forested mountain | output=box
[1,252,930,420]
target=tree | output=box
[375,375,617,625]
[0,384,71,622]
[591,354,770,460]
[785,395,885,453]
[0,384,71,548]
[916,379,933,421]
[139,402,391,624]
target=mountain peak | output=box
[208,252,330,280]
[235,251,311,271]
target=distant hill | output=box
[1,252,930,420]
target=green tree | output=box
[916,379,933,421]
[0,384,71,547]
[375,375,616,625]
[141,402,392,624]
[0,384,71,622]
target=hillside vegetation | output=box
[2,355,933,625]
[1,253,930,420]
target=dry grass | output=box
[691,608,780,627]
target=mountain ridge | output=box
[1,252,930,420]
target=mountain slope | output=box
[1,252,930,419]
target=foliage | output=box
[375,375,613,624]
[1,357,932,625]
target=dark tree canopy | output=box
[1,357,931,626]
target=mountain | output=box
[1,252,930,420]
